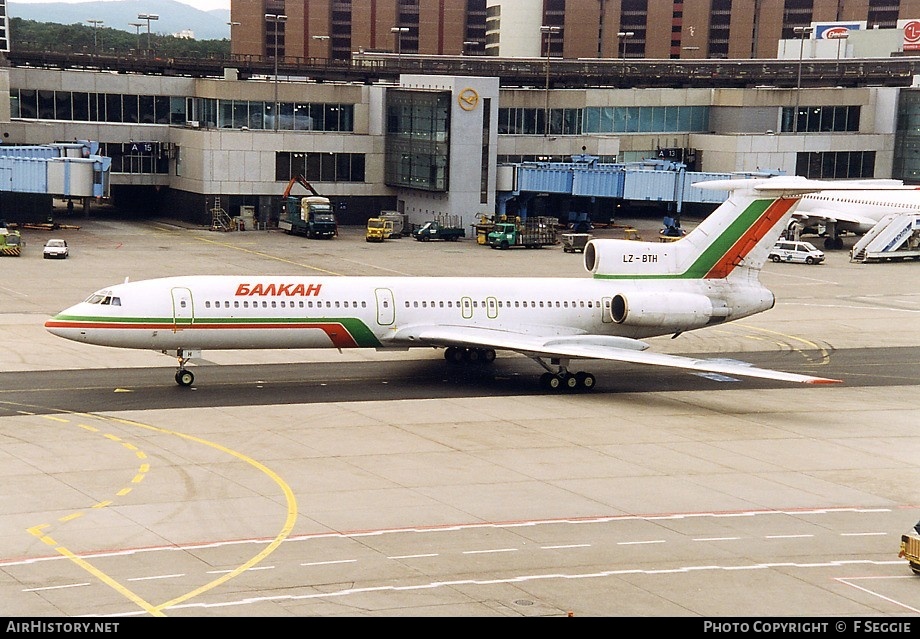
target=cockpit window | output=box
[84,293,121,306]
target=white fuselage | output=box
[798,188,920,234]
[46,274,773,353]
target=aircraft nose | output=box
[45,310,81,340]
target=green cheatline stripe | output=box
[52,315,384,348]
[593,198,774,280]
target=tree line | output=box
[9,17,231,58]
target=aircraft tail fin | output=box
[585,176,826,280]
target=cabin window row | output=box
[403,299,600,309]
[204,300,368,309]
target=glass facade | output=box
[10,89,355,132]
[796,151,875,179]
[275,152,366,183]
[781,105,860,133]
[385,89,450,192]
[498,105,709,135]
[103,142,169,174]
[894,89,920,183]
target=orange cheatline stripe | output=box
[705,197,799,279]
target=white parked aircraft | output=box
[46,178,854,391]
[786,179,920,249]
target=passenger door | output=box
[171,287,194,330]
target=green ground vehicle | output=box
[487,216,558,249]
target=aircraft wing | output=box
[393,325,842,385]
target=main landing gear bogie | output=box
[540,371,596,392]
[532,355,597,392]
[444,346,496,364]
[824,236,844,250]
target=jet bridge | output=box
[497,156,780,223]
[0,141,110,199]
[850,214,920,262]
[0,140,111,223]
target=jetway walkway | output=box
[850,214,920,262]
[0,141,110,199]
[497,156,780,221]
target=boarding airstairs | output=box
[210,198,233,232]
[850,213,920,263]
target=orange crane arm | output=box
[282,175,320,198]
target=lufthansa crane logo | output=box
[458,88,479,111]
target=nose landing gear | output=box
[168,348,201,387]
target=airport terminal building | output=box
[3,30,920,229]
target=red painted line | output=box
[45,320,360,348]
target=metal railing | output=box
[5,47,920,89]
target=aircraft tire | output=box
[481,348,496,363]
[175,369,195,387]
[564,374,578,390]
[576,372,596,390]
[445,347,464,364]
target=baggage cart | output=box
[562,232,591,253]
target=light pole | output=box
[311,34,330,57]
[833,31,849,61]
[540,25,560,136]
[617,31,634,60]
[86,19,103,57]
[138,13,158,57]
[390,26,408,67]
[793,26,813,134]
[266,13,287,131]
[129,22,143,54]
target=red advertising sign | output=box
[904,20,920,50]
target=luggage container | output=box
[562,232,591,253]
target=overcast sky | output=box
[13,0,230,11]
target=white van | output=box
[768,240,825,265]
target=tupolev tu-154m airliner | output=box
[46,177,879,391]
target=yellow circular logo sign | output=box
[458,88,479,111]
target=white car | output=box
[43,238,69,259]
[768,240,824,265]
